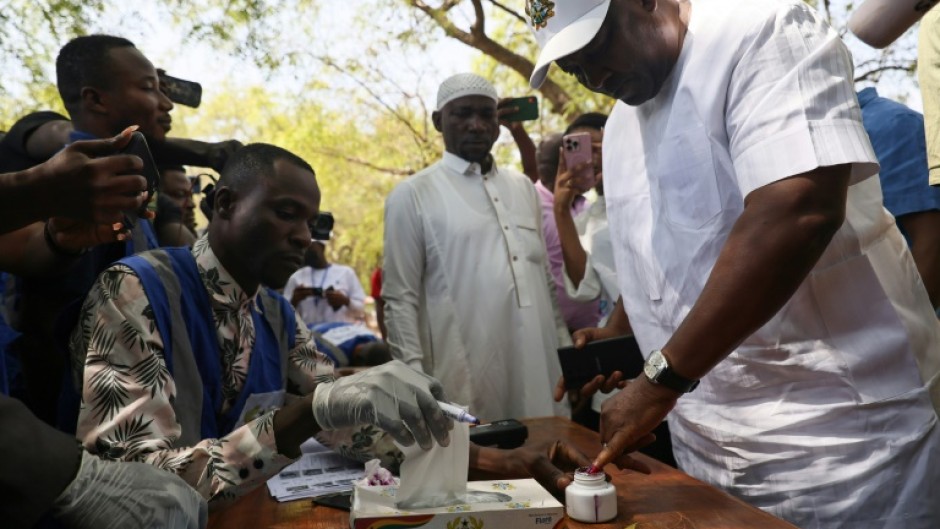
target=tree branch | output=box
[308,147,416,176]
[407,0,575,116]
[470,0,486,35]
[487,0,527,24]
[315,56,430,149]
[854,63,917,82]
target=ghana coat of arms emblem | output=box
[525,0,556,29]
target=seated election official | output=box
[0,132,206,529]
[70,142,617,507]
[69,143,448,504]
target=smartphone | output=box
[469,419,528,449]
[312,491,352,511]
[121,131,160,199]
[562,131,596,192]
[558,335,644,391]
[501,96,539,122]
[158,70,203,108]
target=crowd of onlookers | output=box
[3,1,940,527]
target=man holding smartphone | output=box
[283,238,368,326]
[12,35,170,425]
[526,0,940,526]
[383,73,570,422]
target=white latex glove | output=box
[312,359,453,450]
[52,451,207,529]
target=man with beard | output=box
[383,73,569,421]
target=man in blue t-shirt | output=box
[858,87,940,308]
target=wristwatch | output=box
[643,350,699,393]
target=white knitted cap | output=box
[436,73,498,110]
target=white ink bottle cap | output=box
[565,467,618,523]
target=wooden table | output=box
[208,417,797,529]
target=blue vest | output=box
[121,247,295,442]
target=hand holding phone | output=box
[290,286,318,306]
[498,96,539,123]
[120,131,160,200]
[557,335,644,392]
[561,132,595,193]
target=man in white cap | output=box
[526,0,940,527]
[383,73,570,421]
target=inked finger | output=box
[592,429,633,472]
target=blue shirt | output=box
[858,87,940,225]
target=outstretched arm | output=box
[594,164,851,470]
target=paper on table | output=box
[394,421,470,509]
[266,437,363,502]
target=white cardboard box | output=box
[350,479,565,529]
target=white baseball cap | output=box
[527,0,612,89]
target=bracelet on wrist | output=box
[43,220,87,257]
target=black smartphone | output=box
[558,335,644,391]
[501,96,539,122]
[121,131,160,199]
[469,419,528,449]
[312,491,352,511]
[158,70,203,108]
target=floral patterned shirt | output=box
[70,235,400,505]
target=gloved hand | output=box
[52,451,207,529]
[312,359,453,450]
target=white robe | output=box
[383,152,570,422]
[604,0,940,527]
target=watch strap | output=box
[655,366,699,393]
[648,349,699,393]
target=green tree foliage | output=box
[0,0,923,283]
[172,84,439,286]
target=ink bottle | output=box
[565,468,617,523]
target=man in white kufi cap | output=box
[523,0,940,527]
[383,73,570,421]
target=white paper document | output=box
[266,437,364,502]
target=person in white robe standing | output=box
[383,73,570,422]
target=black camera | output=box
[310,211,334,241]
[311,287,324,297]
